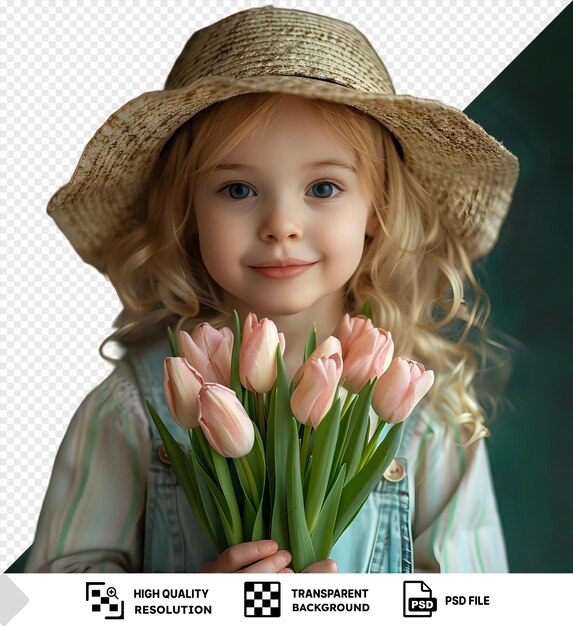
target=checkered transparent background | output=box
[1,0,568,570]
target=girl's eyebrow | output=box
[306,160,358,173]
[212,160,357,173]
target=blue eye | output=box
[223,183,255,199]
[307,181,341,198]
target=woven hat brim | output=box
[48,74,519,270]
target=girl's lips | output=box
[250,262,316,279]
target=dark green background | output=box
[466,3,572,572]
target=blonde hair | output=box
[101,93,513,442]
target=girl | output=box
[24,6,517,573]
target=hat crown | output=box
[165,6,395,96]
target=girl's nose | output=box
[258,202,303,243]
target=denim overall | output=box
[128,337,417,573]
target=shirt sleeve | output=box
[24,362,151,573]
[406,410,509,573]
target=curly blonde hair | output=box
[101,93,513,442]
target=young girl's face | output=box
[192,95,377,318]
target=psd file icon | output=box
[403,581,437,617]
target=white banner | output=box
[1,573,571,625]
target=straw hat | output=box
[48,5,518,271]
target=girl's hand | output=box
[301,559,338,573]
[200,540,292,573]
[271,558,338,573]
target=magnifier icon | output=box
[107,587,118,599]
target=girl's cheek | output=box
[317,214,367,248]
[196,210,240,244]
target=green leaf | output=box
[251,425,266,484]
[244,428,268,542]
[244,389,253,417]
[287,416,316,572]
[211,451,244,543]
[246,426,266,506]
[167,326,179,357]
[304,323,317,360]
[232,439,263,514]
[299,423,312,478]
[252,496,267,541]
[270,492,290,549]
[330,396,356,487]
[359,298,373,321]
[340,382,376,483]
[188,452,227,552]
[305,396,341,533]
[230,310,243,403]
[233,456,255,511]
[266,386,277,502]
[241,488,257,540]
[333,421,404,543]
[195,460,242,546]
[191,425,216,477]
[311,464,346,561]
[146,400,193,498]
[182,450,209,534]
[302,455,313,501]
[269,347,292,549]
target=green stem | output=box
[194,428,216,476]
[239,456,260,507]
[341,386,355,416]
[256,393,266,441]
[300,423,311,478]
[357,418,385,472]
[212,452,244,544]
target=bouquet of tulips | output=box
[146,305,434,572]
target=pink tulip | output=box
[239,313,286,393]
[293,336,343,386]
[372,357,434,424]
[163,357,204,428]
[342,327,394,393]
[333,313,374,357]
[198,383,255,457]
[291,356,341,428]
[179,324,233,386]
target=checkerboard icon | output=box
[85,583,124,619]
[244,581,281,617]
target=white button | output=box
[158,443,171,464]
[383,458,405,482]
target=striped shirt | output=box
[24,360,508,573]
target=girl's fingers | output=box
[302,559,338,573]
[201,540,279,573]
[278,567,294,574]
[239,550,292,573]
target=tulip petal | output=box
[179,330,209,377]
[291,357,340,428]
[343,328,394,392]
[180,324,233,386]
[198,384,255,458]
[333,313,374,357]
[163,357,204,428]
[410,369,434,404]
[372,358,411,422]
[239,317,282,392]
[308,336,343,379]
